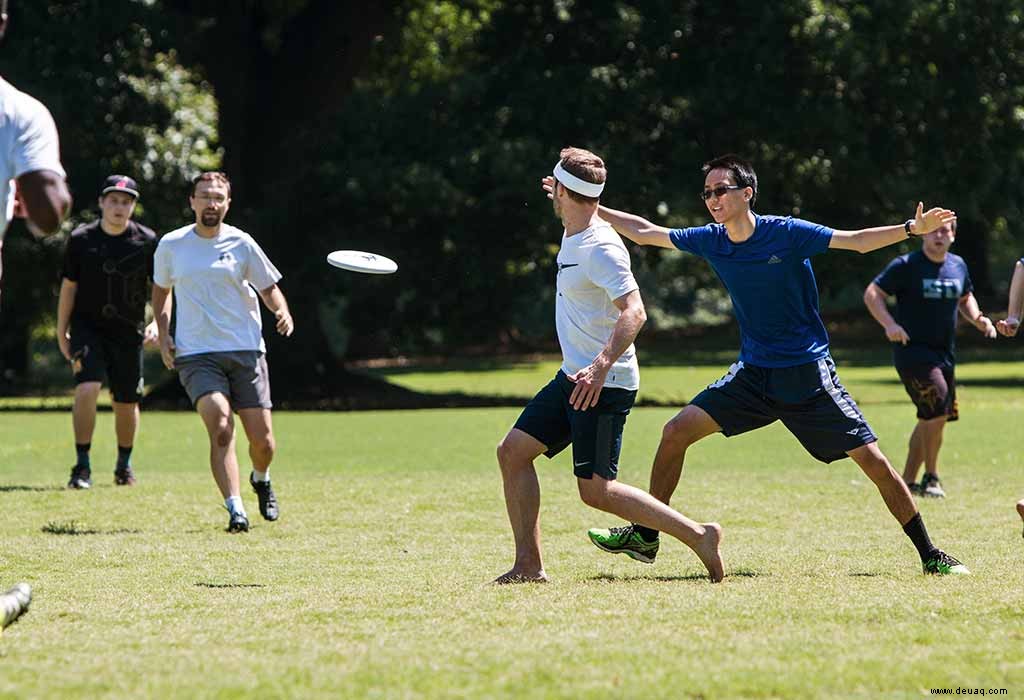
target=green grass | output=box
[0,360,1022,698]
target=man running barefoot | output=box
[494,147,723,584]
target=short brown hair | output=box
[558,147,606,203]
[191,171,232,197]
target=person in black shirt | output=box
[57,175,157,489]
[864,221,995,499]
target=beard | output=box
[201,211,221,226]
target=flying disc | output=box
[326,250,398,274]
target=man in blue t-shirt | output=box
[864,222,995,499]
[562,153,967,575]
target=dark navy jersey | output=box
[61,220,157,328]
[669,215,834,367]
[873,250,972,368]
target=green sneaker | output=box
[923,550,970,575]
[587,525,660,564]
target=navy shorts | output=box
[896,364,958,422]
[513,370,637,480]
[69,320,144,403]
[690,357,876,463]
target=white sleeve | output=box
[152,240,173,288]
[13,101,66,180]
[585,241,639,302]
[243,236,282,290]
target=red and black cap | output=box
[101,175,139,199]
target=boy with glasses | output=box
[574,153,968,575]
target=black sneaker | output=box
[67,465,92,490]
[249,472,279,521]
[227,510,249,533]
[920,473,946,498]
[114,465,136,486]
[923,550,969,575]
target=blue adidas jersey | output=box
[669,214,834,367]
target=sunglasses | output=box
[700,185,744,201]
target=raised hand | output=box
[911,202,956,236]
[541,175,555,200]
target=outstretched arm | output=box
[539,175,674,248]
[258,284,294,337]
[958,292,996,338]
[997,261,1024,337]
[863,282,909,345]
[568,289,646,410]
[829,202,956,253]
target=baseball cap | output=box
[101,175,140,198]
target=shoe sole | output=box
[922,491,946,498]
[587,534,657,564]
[227,522,249,533]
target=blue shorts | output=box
[513,371,637,480]
[690,357,876,463]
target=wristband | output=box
[904,219,913,236]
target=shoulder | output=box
[131,222,158,242]
[0,80,53,126]
[156,225,194,247]
[586,222,627,249]
[223,224,257,245]
[69,221,97,240]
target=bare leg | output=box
[72,382,102,446]
[919,416,947,477]
[848,442,917,525]
[648,405,721,504]
[196,393,239,499]
[112,401,139,451]
[902,421,925,485]
[494,429,548,583]
[237,408,275,474]
[578,475,724,582]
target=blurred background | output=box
[2,0,1023,405]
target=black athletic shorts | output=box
[690,357,877,463]
[513,370,637,480]
[69,319,144,403]
[896,364,958,422]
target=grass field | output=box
[0,358,1022,698]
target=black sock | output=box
[117,445,133,468]
[902,513,938,561]
[75,443,91,469]
[633,525,660,542]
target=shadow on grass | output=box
[590,568,762,583]
[0,484,63,493]
[41,520,141,535]
[194,582,266,589]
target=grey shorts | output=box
[176,351,272,410]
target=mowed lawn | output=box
[0,359,1023,698]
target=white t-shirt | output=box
[153,223,282,358]
[0,76,67,238]
[555,220,640,390]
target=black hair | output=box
[702,154,758,206]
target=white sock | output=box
[225,496,246,515]
[251,469,270,483]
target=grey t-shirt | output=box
[153,223,282,358]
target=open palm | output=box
[912,201,956,236]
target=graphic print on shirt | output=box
[921,278,963,300]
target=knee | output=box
[577,477,610,509]
[75,382,102,401]
[496,438,516,471]
[252,433,276,460]
[662,413,699,448]
[212,419,234,448]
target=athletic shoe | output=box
[114,465,136,486]
[923,550,970,575]
[227,510,249,533]
[906,481,922,496]
[587,525,660,564]
[0,583,31,632]
[67,465,92,490]
[249,472,279,521]
[920,473,946,498]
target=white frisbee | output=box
[326,250,398,275]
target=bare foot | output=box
[695,523,724,583]
[492,569,549,584]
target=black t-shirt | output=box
[61,220,157,329]
[873,250,973,368]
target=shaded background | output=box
[2,0,1023,401]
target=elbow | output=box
[635,304,648,328]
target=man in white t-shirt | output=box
[0,0,72,303]
[492,147,724,584]
[152,171,294,533]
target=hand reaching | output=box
[911,202,956,236]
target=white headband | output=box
[553,161,604,198]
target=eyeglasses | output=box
[700,185,743,201]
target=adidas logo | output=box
[846,428,860,435]
[767,255,782,264]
